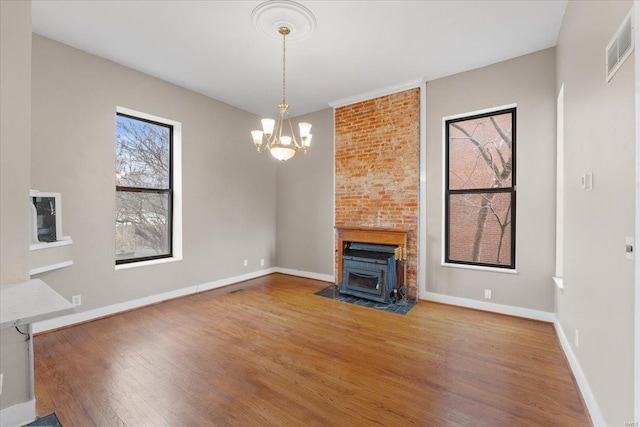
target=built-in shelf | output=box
[29,236,73,276]
[30,237,72,251]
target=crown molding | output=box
[328,79,424,109]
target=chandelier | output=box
[251,25,312,162]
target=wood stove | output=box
[339,243,397,303]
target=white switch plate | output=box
[581,172,593,190]
[626,236,634,260]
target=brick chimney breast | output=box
[335,88,420,299]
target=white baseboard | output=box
[274,267,334,283]
[0,399,35,427]
[422,291,555,322]
[196,268,278,292]
[32,268,277,334]
[553,320,606,427]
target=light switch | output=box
[581,172,593,190]
[626,236,634,260]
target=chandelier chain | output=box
[282,30,286,105]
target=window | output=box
[115,111,174,264]
[444,107,516,269]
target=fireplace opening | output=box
[339,242,397,303]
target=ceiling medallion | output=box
[251,0,317,41]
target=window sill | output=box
[442,262,518,274]
[553,276,564,290]
[115,256,182,271]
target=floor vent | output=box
[606,8,634,82]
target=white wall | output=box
[0,0,33,414]
[556,1,635,425]
[425,48,557,312]
[275,108,334,278]
[30,35,277,313]
[635,1,640,420]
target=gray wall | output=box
[425,48,557,312]
[556,1,635,425]
[276,108,334,277]
[30,35,276,311]
[0,1,31,286]
[0,0,32,411]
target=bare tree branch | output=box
[451,122,503,183]
[490,116,512,150]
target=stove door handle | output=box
[350,272,378,279]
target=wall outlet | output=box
[72,295,81,306]
[243,259,248,267]
[484,289,492,299]
[260,259,265,267]
[575,329,579,348]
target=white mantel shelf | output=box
[0,279,75,329]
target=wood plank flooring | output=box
[34,273,591,426]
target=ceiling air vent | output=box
[606,9,634,82]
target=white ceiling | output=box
[31,0,567,118]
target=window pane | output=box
[116,191,170,261]
[116,115,170,189]
[448,112,513,190]
[448,192,512,266]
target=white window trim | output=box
[555,85,565,286]
[442,262,518,274]
[114,106,182,270]
[441,103,518,273]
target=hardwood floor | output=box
[34,273,591,426]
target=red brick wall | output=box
[335,88,420,299]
